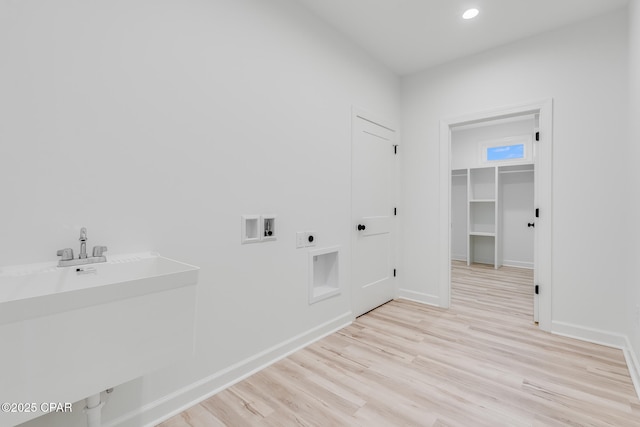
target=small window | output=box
[486,143,525,161]
[480,135,532,165]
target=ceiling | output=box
[295,0,629,75]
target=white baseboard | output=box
[397,289,441,307]
[472,256,495,265]
[451,257,533,269]
[552,320,640,399]
[104,312,353,427]
[501,259,533,269]
[551,321,628,348]
[623,339,640,400]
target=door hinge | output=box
[535,285,539,295]
[393,268,397,277]
[394,207,397,216]
[394,144,398,154]
[536,208,539,218]
[535,131,540,141]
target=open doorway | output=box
[450,114,537,321]
[439,100,553,331]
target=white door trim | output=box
[439,99,553,332]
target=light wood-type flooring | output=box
[159,261,640,426]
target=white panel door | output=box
[352,114,396,317]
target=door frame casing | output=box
[439,99,553,332]
[351,107,399,317]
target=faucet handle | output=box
[57,248,74,261]
[92,246,108,257]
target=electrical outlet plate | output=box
[296,231,317,248]
[306,231,316,247]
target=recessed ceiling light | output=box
[462,8,479,20]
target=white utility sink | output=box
[0,252,199,427]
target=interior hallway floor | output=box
[158,261,640,426]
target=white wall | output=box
[628,0,640,386]
[0,0,398,425]
[401,10,629,335]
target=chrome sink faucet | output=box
[57,227,108,267]
[79,227,88,259]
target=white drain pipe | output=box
[84,393,105,427]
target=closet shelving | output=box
[451,164,534,268]
[456,163,534,269]
[468,167,500,268]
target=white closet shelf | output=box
[469,199,495,203]
[499,164,534,173]
[469,231,496,237]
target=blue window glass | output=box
[487,144,525,161]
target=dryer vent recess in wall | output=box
[241,215,276,244]
[308,246,340,304]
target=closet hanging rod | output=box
[498,169,534,175]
